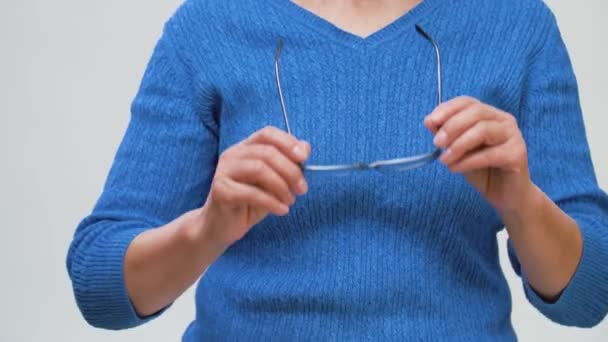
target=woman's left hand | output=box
[424,96,535,214]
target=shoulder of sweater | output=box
[457,0,558,57]
[150,0,260,89]
[464,0,555,25]
[158,0,262,58]
[501,0,559,54]
[163,0,256,36]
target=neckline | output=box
[270,0,441,48]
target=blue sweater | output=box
[66,0,608,340]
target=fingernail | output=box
[293,145,306,159]
[440,148,452,163]
[296,179,308,194]
[423,118,430,129]
[301,140,311,156]
[434,131,447,146]
[280,205,290,215]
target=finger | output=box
[440,120,511,165]
[245,126,311,163]
[433,103,503,148]
[235,144,308,195]
[229,159,295,206]
[446,138,521,173]
[214,177,289,216]
[424,96,479,133]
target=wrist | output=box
[497,178,540,214]
[180,206,231,255]
[499,182,546,235]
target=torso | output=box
[173,0,555,340]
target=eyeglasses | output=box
[274,24,442,173]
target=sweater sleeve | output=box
[65,19,219,329]
[507,10,608,327]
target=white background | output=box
[1,1,606,341]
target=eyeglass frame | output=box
[273,24,443,172]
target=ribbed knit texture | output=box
[66,0,608,340]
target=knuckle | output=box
[263,145,281,160]
[449,143,462,156]
[218,150,231,164]
[221,143,243,161]
[268,153,283,169]
[470,121,488,138]
[468,96,481,104]
[480,121,491,134]
[502,120,515,134]
[249,129,261,140]
[252,126,274,141]
[458,95,477,105]
[261,125,277,137]
[212,177,230,202]
[472,106,485,118]
[434,102,449,114]
[272,156,292,180]
[472,102,485,114]
[251,159,266,174]
[441,123,452,136]
[278,180,290,194]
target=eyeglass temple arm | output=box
[274,39,293,135]
[415,24,442,106]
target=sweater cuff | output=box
[521,217,608,327]
[70,226,168,329]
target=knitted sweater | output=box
[66,0,608,340]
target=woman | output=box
[66,0,608,340]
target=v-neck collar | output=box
[269,0,442,48]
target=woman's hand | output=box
[123,126,309,317]
[424,97,587,302]
[200,126,311,248]
[424,96,534,214]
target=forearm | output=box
[124,206,228,317]
[500,183,583,301]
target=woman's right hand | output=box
[200,126,311,248]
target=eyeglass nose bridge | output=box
[353,163,373,170]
